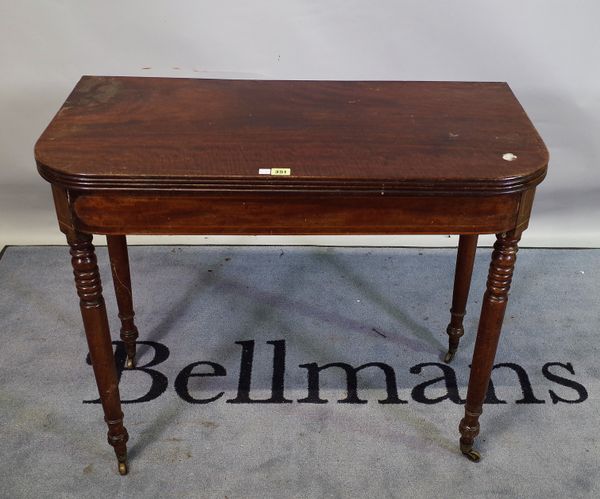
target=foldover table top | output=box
[35,76,548,194]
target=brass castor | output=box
[118,460,128,475]
[460,442,481,462]
[443,349,456,363]
[125,356,135,369]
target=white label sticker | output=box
[258,168,291,176]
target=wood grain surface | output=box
[35,76,548,194]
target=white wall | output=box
[1,1,599,248]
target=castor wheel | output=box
[460,442,481,462]
[125,356,135,369]
[118,461,128,475]
[462,448,481,462]
[443,350,456,363]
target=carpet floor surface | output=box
[0,245,599,498]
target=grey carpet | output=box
[0,245,599,498]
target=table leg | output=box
[107,235,139,369]
[67,231,130,475]
[444,234,478,363]
[459,229,521,461]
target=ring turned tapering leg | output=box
[67,231,130,475]
[444,235,478,363]
[459,230,521,461]
[107,235,139,369]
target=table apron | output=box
[56,189,529,236]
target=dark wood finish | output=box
[35,77,547,195]
[34,76,548,472]
[459,229,522,461]
[106,235,139,368]
[66,231,129,475]
[444,235,479,363]
[71,192,521,236]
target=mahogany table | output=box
[35,76,548,474]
